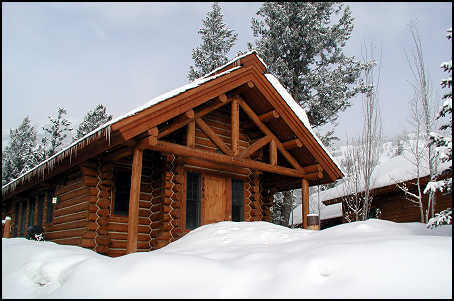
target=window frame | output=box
[185,171,201,230]
[231,178,245,222]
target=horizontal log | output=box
[53,211,88,225]
[80,238,96,249]
[145,141,306,178]
[56,179,85,195]
[96,236,110,246]
[109,216,128,223]
[109,232,150,241]
[107,249,127,257]
[46,219,88,232]
[139,217,151,225]
[82,230,96,239]
[110,240,150,250]
[83,176,98,187]
[46,228,86,240]
[50,237,81,246]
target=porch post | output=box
[301,178,309,229]
[127,147,143,254]
[3,217,11,238]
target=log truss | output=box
[137,93,323,181]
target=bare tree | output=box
[341,139,367,222]
[341,43,382,222]
[399,23,439,222]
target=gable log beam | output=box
[195,118,232,156]
[239,135,271,159]
[144,140,306,178]
[186,120,195,148]
[259,110,280,123]
[158,110,194,139]
[283,138,302,149]
[270,139,277,166]
[237,97,302,171]
[115,67,253,141]
[231,97,240,156]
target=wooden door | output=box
[202,174,228,225]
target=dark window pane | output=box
[46,189,55,224]
[186,172,201,229]
[113,169,131,216]
[29,198,35,227]
[232,179,244,222]
[37,194,44,227]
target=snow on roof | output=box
[314,142,451,204]
[201,50,267,80]
[2,66,241,195]
[2,51,339,196]
[264,74,344,175]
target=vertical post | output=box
[3,217,11,238]
[270,139,277,166]
[187,120,195,148]
[232,97,239,156]
[301,178,309,229]
[127,147,143,254]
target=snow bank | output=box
[2,220,451,299]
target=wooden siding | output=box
[369,189,452,223]
[45,168,89,246]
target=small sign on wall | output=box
[52,197,58,204]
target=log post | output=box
[231,97,239,156]
[301,178,309,229]
[187,120,195,148]
[3,217,11,238]
[127,147,143,254]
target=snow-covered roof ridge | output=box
[200,50,267,80]
[264,74,345,175]
[2,66,242,195]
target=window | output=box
[28,198,35,227]
[113,168,131,216]
[37,193,44,227]
[46,189,55,224]
[232,179,244,222]
[186,172,201,229]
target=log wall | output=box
[371,189,452,223]
[44,167,90,246]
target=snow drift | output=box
[2,220,452,299]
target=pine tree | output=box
[250,2,373,141]
[73,104,112,141]
[425,28,452,228]
[2,117,41,184]
[187,2,238,81]
[42,107,72,158]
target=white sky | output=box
[2,2,452,148]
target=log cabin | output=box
[322,173,452,223]
[2,51,343,257]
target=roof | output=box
[319,141,451,205]
[2,51,343,198]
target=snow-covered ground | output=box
[2,220,451,299]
